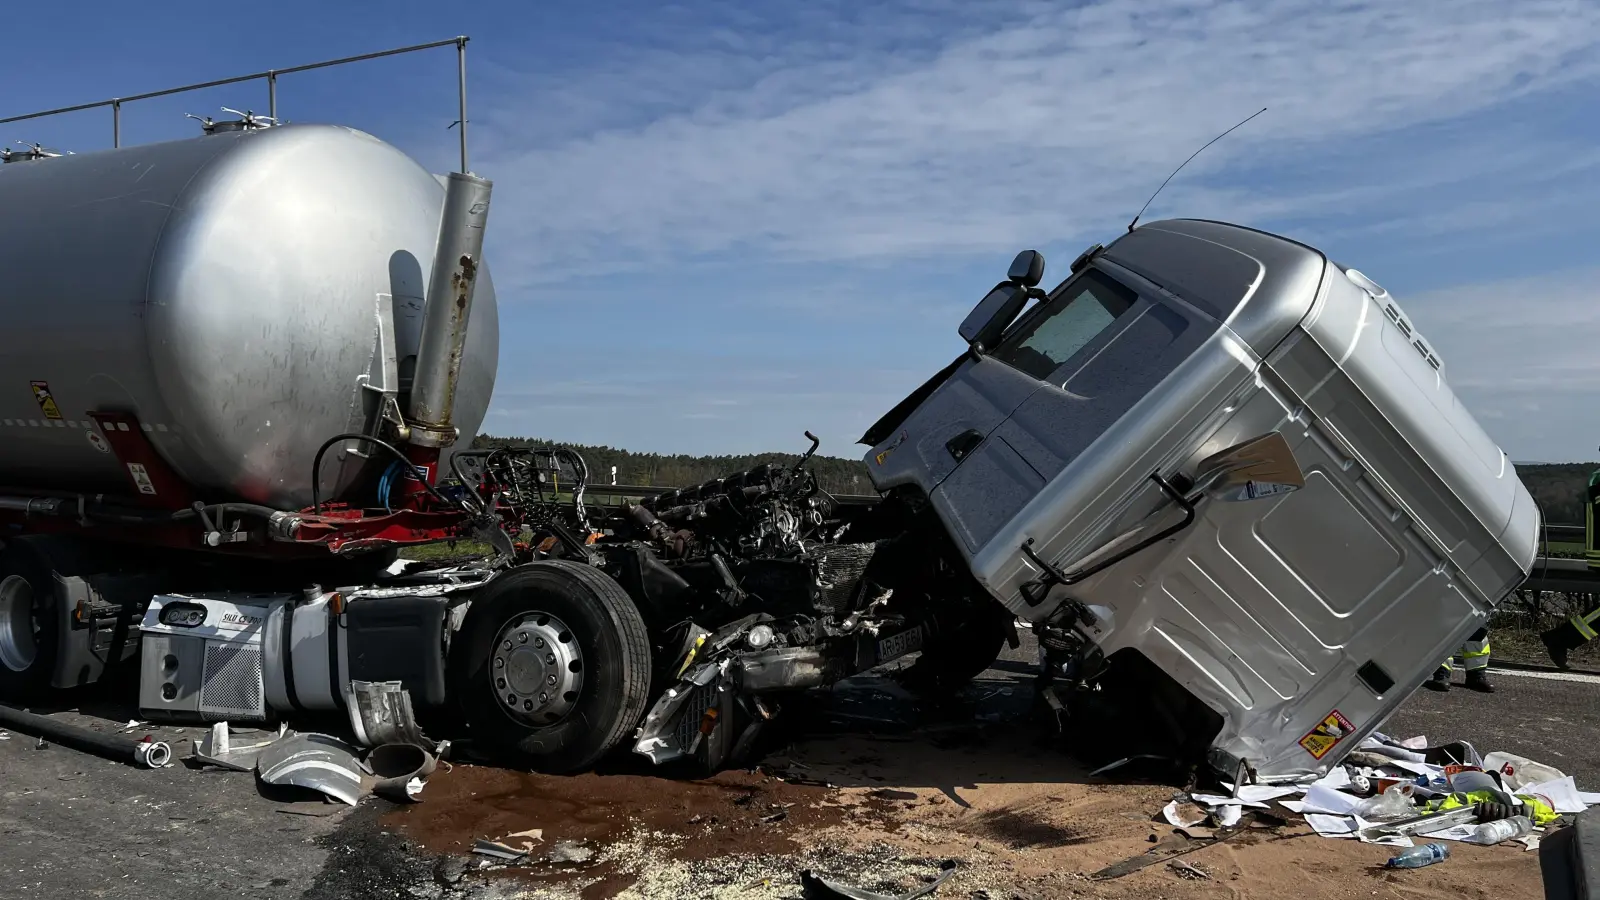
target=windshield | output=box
[991,268,1137,381]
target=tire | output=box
[899,600,1013,697]
[449,560,652,774]
[0,543,60,701]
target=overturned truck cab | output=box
[858,219,1538,781]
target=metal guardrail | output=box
[1545,524,1585,543]
[1524,557,1600,594]
[0,37,473,171]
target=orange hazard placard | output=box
[1298,709,1354,760]
[29,381,62,420]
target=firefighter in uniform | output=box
[1426,627,1494,692]
[1541,466,1600,668]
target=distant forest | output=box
[470,436,1599,521]
[1516,463,1598,526]
[471,434,876,495]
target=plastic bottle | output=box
[1385,844,1450,869]
[1468,816,1533,846]
[1483,752,1566,791]
[1353,782,1417,821]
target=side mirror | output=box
[958,283,1028,352]
[1008,250,1045,288]
[1192,432,1306,502]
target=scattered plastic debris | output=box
[1161,799,1209,829]
[546,839,594,864]
[1385,843,1450,869]
[1152,734,1599,862]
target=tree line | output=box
[1515,463,1598,526]
[471,434,876,496]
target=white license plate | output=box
[876,626,924,662]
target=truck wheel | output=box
[899,602,1012,697]
[0,548,58,700]
[450,561,652,774]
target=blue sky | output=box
[4,1,1600,462]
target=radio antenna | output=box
[1127,106,1267,233]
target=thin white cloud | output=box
[1403,267,1600,462]
[476,0,1600,289]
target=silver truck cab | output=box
[862,218,1538,780]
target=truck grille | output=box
[198,642,266,722]
[673,682,720,755]
[814,542,880,613]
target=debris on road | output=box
[0,703,171,769]
[471,839,528,862]
[800,861,957,900]
[368,742,438,803]
[255,732,365,806]
[546,839,595,864]
[1385,843,1450,869]
[193,722,287,772]
[1146,729,1600,871]
[1167,858,1209,879]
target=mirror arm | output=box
[1018,472,1196,606]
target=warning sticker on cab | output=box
[874,430,908,466]
[29,382,62,420]
[127,463,158,496]
[1298,709,1354,760]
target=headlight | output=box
[159,602,207,627]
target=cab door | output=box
[862,351,1045,498]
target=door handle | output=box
[946,429,984,462]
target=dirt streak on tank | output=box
[0,122,500,509]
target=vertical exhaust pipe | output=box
[409,171,494,448]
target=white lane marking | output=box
[1493,667,1600,685]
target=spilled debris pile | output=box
[1154,731,1599,869]
[189,719,449,809]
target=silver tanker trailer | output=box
[0,107,1536,782]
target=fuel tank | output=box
[0,123,499,509]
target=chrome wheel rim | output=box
[491,611,584,726]
[0,575,39,673]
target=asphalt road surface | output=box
[0,643,1593,899]
[1385,665,1600,787]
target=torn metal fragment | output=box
[256,732,364,806]
[800,863,957,900]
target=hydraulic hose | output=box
[0,704,172,769]
[309,432,456,515]
[0,495,282,527]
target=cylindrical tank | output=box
[0,123,500,510]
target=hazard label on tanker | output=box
[1298,708,1354,760]
[127,463,158,496]
[29,382,62,420]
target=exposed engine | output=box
[450,434,1017,771]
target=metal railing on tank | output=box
[0,36,474,173]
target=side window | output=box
[991,269,1138,380]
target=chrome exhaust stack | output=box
[409,171,493,448]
